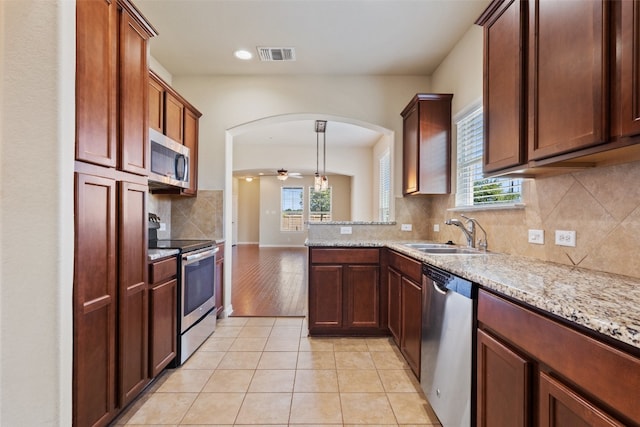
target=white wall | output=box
[257,175,351,246]
[235,142,373,220]
[1,1,74,424]
[171,75,431,196]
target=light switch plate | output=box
[433,224,440,232]
[159,222,166,231]
[401,224,412,231]
[555,230,576,247]
[528,229,544,244]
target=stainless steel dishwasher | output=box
[420,264,476,427]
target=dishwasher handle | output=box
[422,264,474,299]
[432,280,448,295]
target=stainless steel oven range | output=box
[149,238,218,365]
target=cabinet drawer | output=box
[388,250,422,284]
[478,289,640,423]
[149,257,177,285]
[310,248,379,264]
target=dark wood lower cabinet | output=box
[538,371,625,427]
[74,172,118,427]
[148,256,177,378]
[477,329,532,427]
[400,276,422,378]
[308,248,383,335]
[477,289,639,426]
[118,181,149,406]
[386,250,423,378]
[215,242,224,316]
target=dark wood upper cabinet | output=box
[479,0,527,173]
[612,0,640,140]
[76,0,118,168]
[118,8,151,175]
[478,0,640,176]
[528,0,609,161]
[165,92,184,144]
[401,93,453,195]
[182,108,200,196]
[148,75,164,133]
[148,71,201,196]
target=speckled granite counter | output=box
[307,239,640,351]
[148,248,179,261]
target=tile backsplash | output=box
[424,160,640,279]
[171,190,224,240]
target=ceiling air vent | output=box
[257,47,296,62]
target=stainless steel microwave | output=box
[149,127,190,189]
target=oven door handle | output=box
[184,247,218,262]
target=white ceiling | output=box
[134,0,490,177]
[135,0,490,76]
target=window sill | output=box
[448,203,526,213]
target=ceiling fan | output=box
[277,168,303,180]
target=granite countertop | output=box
[148,248,180,261]
[307,239,640,351]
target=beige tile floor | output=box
[113,316,442,426]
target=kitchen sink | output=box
[418,247,488,255]
[401,242,491,255]
[402,242,455,249]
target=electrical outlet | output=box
[433,224,440,232]
[159,222,166,231]
[555,230,576,247]
[401,223,412,231]
[528,229,544,244]
[340,226,352,235]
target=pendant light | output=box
[314,130,322,191]
[314,120,328,191]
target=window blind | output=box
[455,107,521,207]
[379,149,391,221]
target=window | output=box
[379,148,391,221]
[281,186,304,231]
[456,107,522,208]
[309,187,332,222]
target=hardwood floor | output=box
[231,244,308,317]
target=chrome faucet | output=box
[445,214,488,250]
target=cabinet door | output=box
[309,265,343,329]
[165,92,184,144]
[402,103,420,195]
[528,0,609,160]
[345,265,380,328]
[538,372,625,427]
[613,0,640,138]
[483,0,527,173]
[387,267,402,344]
[73,172,117,427]
[149,279,177,378]
[182,108,199,196]
[400,277,422,377]
[148,75,164,133]
[118,181,149,406]
[477,329,532,427]
[118,7,150,176]
[215,244,224,315]
[76,0,117,168]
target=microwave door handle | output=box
[175,154,187,181]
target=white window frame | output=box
[455,105,523,209]
[378,148,391,221]
[280,186,304,232]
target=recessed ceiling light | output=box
[234,49,253,60]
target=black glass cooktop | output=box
[149,239,215,252]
